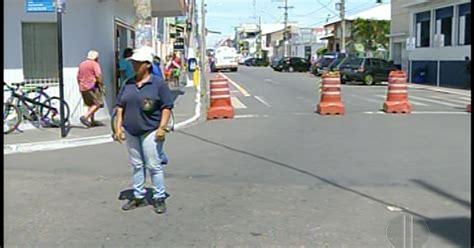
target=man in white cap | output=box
[77,50,104,127]
[114,46,174,214]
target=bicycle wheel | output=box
[3,103,21,134]
[40,96,70,126]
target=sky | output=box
[197,0,390,47]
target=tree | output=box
[316,47,328,56]
[351,18,390,56]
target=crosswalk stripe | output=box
[459,96,472,101]
[231,97,247,109]
[349,94,381,104]
[374,95,428,106]
[409,95,464,107]
[429,95,470,104]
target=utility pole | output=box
[56,0,66,137]
[257,16,262,58]
[339,0,345,53]
[279,0,293,57]
[201,0,206,68]
[134,0,153,48]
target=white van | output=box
[211,46,238,72]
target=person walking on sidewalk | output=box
[114,47,174,214]
[119,48,135,88]
[170,52,182,87]
[77,50,105,127]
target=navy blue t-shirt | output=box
[115,75,174,136]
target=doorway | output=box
[114,19,135,97]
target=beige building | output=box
[389,0,471,88]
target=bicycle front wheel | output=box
[40,96,70,126]
[3,103,21,134]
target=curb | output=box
[4,82,202,155]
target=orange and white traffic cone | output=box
[207,75,234,119]
[383,70,412,114]
[316,71,345,115]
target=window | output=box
[415,11,431,47]
[21,22,58,79]
[458,3,471,45]
[435,7,453,46]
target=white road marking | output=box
[231,96,247,109]
[363,111,469,115]
[235,114,269,119]
[374,94,428,106]
[264,78,280,85]
[349,94,382,104]
[409,95,464,108]
[429,95,471,105]
[219,73,251,96]
[459,96,472,101]
[254,96,271,107]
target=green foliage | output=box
[351,18,390,54]
[316,47,328,55]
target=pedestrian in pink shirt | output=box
[77,50,105,127]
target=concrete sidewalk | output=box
[4,79,201,153]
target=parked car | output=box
[311,52,344,76]
[318,53,350,75]
[243,57,254,66]
[273,57,310,72]
[270,57,281,69]
[339,57,398,85]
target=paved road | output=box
[4,66,471,247]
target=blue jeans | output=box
[125,130,167,200]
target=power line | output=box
[294,0,334,17]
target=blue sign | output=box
[26,0,55,13]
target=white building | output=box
[389,0,471,88]
[290,27,327,61]
[4,0,186,126]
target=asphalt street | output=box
[4,66,471,247]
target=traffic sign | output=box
[26,0,55,12]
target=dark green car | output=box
[273,57,310,72]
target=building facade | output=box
[389,0,471,88]
[4,0,186,127]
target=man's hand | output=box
[155,127,167,142]
[114,130,126,144]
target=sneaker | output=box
[153,198,167,214]
[80,116,92,128]
[121,197,147,211]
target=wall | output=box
[4,0,135,126]
[390,0,470,88]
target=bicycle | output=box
[3,82,71,134]
[11,82,50,122]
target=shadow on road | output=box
[118,188,171,204]
[419,217,471,247]
[178,130,472,246]
[410,179,470,210]
[176,130,428,218]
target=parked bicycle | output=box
[3,82,70,134]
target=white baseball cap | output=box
[87,50,99,60]
[128,46,154,64]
